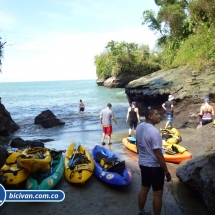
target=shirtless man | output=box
[79,100,85,113]
[198,98,214,126]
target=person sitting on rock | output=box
[198,98,214,126]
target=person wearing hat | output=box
[100,103,117,145]
[162,95,174,129]
[126,101,140,137]
[198,97,214,127]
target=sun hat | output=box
[168,95,174,101]
[107,103,112,107]
[132,101,136,105]
[204,97,209,102]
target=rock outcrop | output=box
[9,137,54,149]
[96,74,142,88]
[0,103,20,136]
[125,67,215,128]
[176,150,215,215]
[0,145,9,169]
[34,109,65,128]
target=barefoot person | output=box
[198,97,214,126]
[162,95,174,129]
[79,99,85,113]
[100,103,117,145]
[136,106,171,215]
[126,101,140,137]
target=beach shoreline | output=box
[0,120,209,215]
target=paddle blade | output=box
[74,142,81,150]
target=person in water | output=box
[100,103,117,145]
[79,100,85,113]
[136,106,171,215]
[198,97,214,126]
[162,95,174,129]
[126,101,140,137]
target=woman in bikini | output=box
[199,98,214,126]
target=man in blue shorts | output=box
[136,106,171,215]
[162,94,174,129]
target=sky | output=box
[0,0,158,82]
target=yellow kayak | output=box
[18,147,51,173]
[0,150,31,185]
[64,142,94,184]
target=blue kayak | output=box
[91,145,132,186]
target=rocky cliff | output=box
[0,103,19,136]
[96,74,142,88]
[125,67,215,128]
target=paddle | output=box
[68,142,81,168]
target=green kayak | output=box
[26,149,65,190]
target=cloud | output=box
[0,0,159,82]
[1,26,157,82]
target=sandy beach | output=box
[0,121,209,215]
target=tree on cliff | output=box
[0,37,6,73]
[142,0,215,70]
[95,40,161,79]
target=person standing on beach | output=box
[79,99,85,113]
[162,95,174,129]
[136,106,171,215]
[126,101,140,137]
[198,97,214,127]
[100,103,117,145]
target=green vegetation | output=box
[95,40,160,79]
[142,0,215,71]
[96,0,215,79]
[0,38,6,73]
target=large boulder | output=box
[0,145,9,169]
[0,103,20,136]
[9,137,54,149]
[125,67,215,128]
[10,137,28,148]
[176,150,215,215]
[34,109,65,128]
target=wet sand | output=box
[0,121,209,215]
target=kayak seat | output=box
[69,153,90,170]
[107,160,125,174]
[95,151,117,168]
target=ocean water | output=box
[0,80,129,150]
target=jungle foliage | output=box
[96,0,215,79]
[142,0,215,70]
[95,41,161,79]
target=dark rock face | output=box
[176,150,215,215]
[125,67,215,128]
[10,137,28,148]
[96,75,142,88]
[9,137,54,149]
[96,78,105,86]
[0,103,20,136]
[0,145,9,169]
[35,109,65,128]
